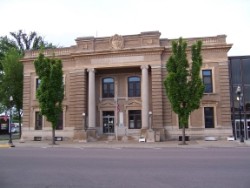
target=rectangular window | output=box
[128,76,141,97]
[202,70,213,93]
[102,78,114,98]
[204,107,214,128]
[128,110,141,129]
[56,112,63,130]
[36,78,41,90]
[35,112,43,130]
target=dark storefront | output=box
[229,56,250,140]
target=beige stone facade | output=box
[21,31,232,141]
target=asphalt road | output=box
[0,147,250,188]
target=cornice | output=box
[162,43,232,55]
[70,46,165,58]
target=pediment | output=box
[99,100,116,108]
[126,99,141,106]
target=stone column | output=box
[141,65,149,129]
[87,68,96,129]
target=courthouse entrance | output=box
[103,111,115,134]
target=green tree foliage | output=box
[164,38,204,144]
[0,36,18,71]
[34,53,64,144]
[0,30,57,136]
[0,48,23,137]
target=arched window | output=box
[128,76,140,97]
[102,77,114,98]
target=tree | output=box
[0,48,23,137]
[0,30,57,137]
[10,30,56,54]
[164,38,204,145]
[0,36,18,71]
[34,53,64,145]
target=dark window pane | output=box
[203,77,211,84]
[129,110,141,129]
[202,70,213,93]
[231,59,241,84]
[242,59,250,84]
[244,86,250,111]
[128,76,141,97]
[35,112,42,130]
[204,107,214,128]
[36,78,41,90]
[102,78,114,98]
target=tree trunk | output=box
[179,115,188,145]
[52,127,56,145]
[182,125,186,145]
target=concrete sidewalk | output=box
[1,139,250,149]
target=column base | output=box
[140,129,147,138]
[86,128,97,142]
[146,129,156,143]
[73,129,87,141]
[140,129,160,142]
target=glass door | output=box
[234,119,246,139]
[246,119,250,139]
[103,111,114,134]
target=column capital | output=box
[87,68,95,73]
[140,65,149,70]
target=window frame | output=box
[202,69,213,93]
[128,110,141,129]
[36,78,41,90]
[128,76,141,97]
[102,77,115,98]
[204,107,215,128]
[35,111,43,130]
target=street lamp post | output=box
[149,111,152,130]
[82,112,86,131]
[236,86,244,143]
[8,96,15,147]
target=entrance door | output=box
[234,120,246,139]
[246,119,250,139]
[103,111,115,134]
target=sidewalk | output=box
[1,139,250,149]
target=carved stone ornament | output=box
[110,34,124,50]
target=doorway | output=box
[103,111,115,134]
[234,119,250,140]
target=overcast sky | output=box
[0,0,249,56]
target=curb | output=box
[1,140,250,149]
[0,144,10,148]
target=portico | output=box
[84,65,152,139]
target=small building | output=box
[228,56,250,140]
[21,31,232,141]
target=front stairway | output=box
[96,134,139,142]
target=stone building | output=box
[21,31,232,141]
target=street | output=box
[0,147,250,188]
